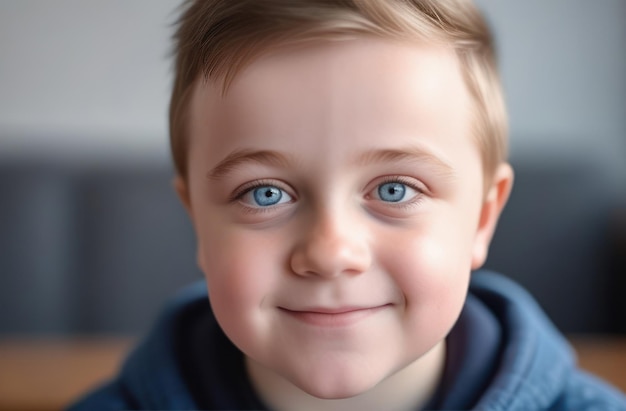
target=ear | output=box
[173,175,192,217]
[471,163,514,270]
[173,175,208,273]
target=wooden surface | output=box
[0,338,133,411]
[571,336,626,392]
[0,336,624,411]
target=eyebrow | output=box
[207,146,456,180]
[355,146,456,178]
[207,149,294,180]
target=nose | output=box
[290,209,372,278]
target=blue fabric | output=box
[469,272,626,410]
[427,292,503,409]
[67,271,626,410]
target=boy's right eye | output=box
[238,185,293,207]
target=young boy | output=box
[70,0,626,410]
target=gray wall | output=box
[0,0,177,160]
[1,0,624,161]
[479,0,626,155]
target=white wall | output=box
[1,0,625,164]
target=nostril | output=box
[289,237,371,278]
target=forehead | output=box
[187,37,476,171]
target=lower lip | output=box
[280,305,389,327]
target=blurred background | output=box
[0,0,625,339]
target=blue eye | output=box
[376,182,418,203]
[240,185,292,207]
[254,186,282,206]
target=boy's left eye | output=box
[371,181,419,203]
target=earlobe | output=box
[471,163,514,270]
[173,176,193,217]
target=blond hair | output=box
[169,0,507,183]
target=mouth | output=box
[279,305,390,327]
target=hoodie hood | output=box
[70,271,625,410]
[470,272,576,409]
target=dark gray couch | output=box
[1,154,624,336]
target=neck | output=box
[246,341,446,411]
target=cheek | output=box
[196,224,285,322]
[379,217,475,335]
[201,233,266,295]
[197,231,274,349]
[392,234,470,355]
[385,215,475,284]
[392,233,471,305]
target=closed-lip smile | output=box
[279,305,389,327]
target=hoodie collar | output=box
[471,271,576,411]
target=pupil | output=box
[264,190,273,198]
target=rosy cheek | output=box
[381,228,470,298]
[201,230,278,304]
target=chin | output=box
[291,368,380,400]
[300,383,369,400]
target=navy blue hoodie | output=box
[68,271,626,410]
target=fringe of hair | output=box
[169,0,508,182]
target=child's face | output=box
[180,38,505,399]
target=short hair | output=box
[169,0,508,184]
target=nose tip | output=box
[290,216,371,278]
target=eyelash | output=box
[371,176,425,207]
[377,176,423,191]
[229,179,292,203]
[229,176,426,212]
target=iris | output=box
[253,186,283,206]
[378,182,406,202]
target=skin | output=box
[176,37,513,411]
